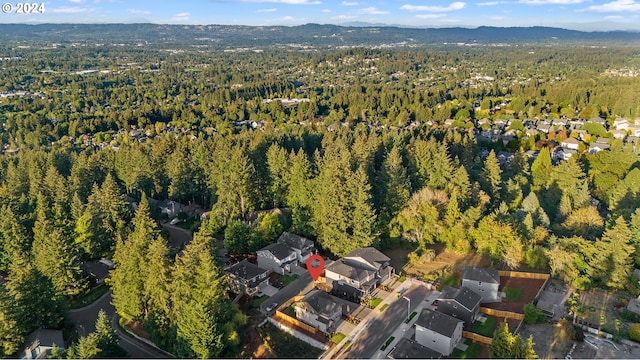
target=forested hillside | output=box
[1,27,640,357]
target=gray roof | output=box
[463,267,500,284]
[388,338,442,359]
[414,308,463,338]
[25,329,64,350]
[344,247,390,270]
[326,259,375,282]
[277,232,313,251]
[80,261,111,282]
[227,259,268,280]
[298,290,342,318]
[588,116,606,123]
[439,286,482,311]
[259,242,292,260]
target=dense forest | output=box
[1,26,640,358]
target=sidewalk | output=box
[371,290,440,359]
[321,279,417,359]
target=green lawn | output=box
[452,340,483,359]
[330,333,346,345]
[438,273,461,291]
[341,340,352,350]
[283,274,299,285]
[503,287,523,302]
[472,316,497,337]
[252,295,270,308]
[405,311,417,324]
[69,284,110,309]
[369,297,383,308]
[283,305,296,318]
[398,275,407,283]
[380,336,395,351]
[379,303,389,312]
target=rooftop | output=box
[438,286,482,311]
[298,290,342,318]
[325,259,375,282]
[227,259,267,280]
[414,308,464,338]
[387,338,442,359]
[463,266,500,284]
[344,247,390,270]
[259,242,292,260]
[277,231,313,251]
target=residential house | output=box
[325,247,394,301]
[226,259,270,297]
[257,243,297,275]
[461,267,500,303]
[628,125,640,137]
[611,130,627,140]
[414,308,464,356]
[295,290,343,334]
[614,118,629,130]
[587,116,607,126]
[595,137,611,145]
[387,338,442,359]
[524,150,539,159]
[589,143,611,154]
[562,149,577,161]
[437,286,482,326]
[572,129,588,141]
[560,137,580,150]
[569,118,585,127]
[536,124,551,134]
[277,232,314,264]
[496,152,515,165]
[80,259,113,285]
[22,329,64,359]
[154,199,182,219]
[443,119,455,127]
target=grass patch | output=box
[438,273,461,291]
[398,275,407,283]
[380,336,395,351]
[405,311,417,324]
[504,287,523,302]
[472,316,497,337]
[283,274,299,285]
[252,295,270,308]
[452,340,483,359]
[283,305,296,318]
[69,284,109,309]
[258,322,323,358]
[330,333,346,345]
[341,340,352,350]
[379,303,389,312]
[369,297,383,309]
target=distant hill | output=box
[0,23,637,48]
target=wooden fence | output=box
[274,309,320,335]
[498,271,550,280]
[462,331,493,345]
[479,307,525,320]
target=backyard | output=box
[253,322,324,358]
[577,288,630,336]
[452,339,483,359]
[472,316,498,337]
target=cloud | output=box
[341,1,359,5]
[416,13,447,18]
[321,8,332,12]
[519,0,585,4]
[332,14,357,19]
[239,0,321,4]
[171,12,190,22]
[49,6,91,13]
[586,0,640,11]
[401,2,466,12]
[491,15,505,19]
[68,0,84,3]
[604,14,623,18]
[477,1,501,5]
[359,6,389,14]
[128,9,151,15]
[256,8,277,12]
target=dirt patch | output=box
[578,288,627,332]
[383,245,412,272]
[519,320,575,359]
[238,308,273,358]
[123,320,152,339]
[400,244,492,281]
[483,276,547,313]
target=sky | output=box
[0,0,639,31]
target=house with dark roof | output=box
[257,242,298,275]
[414,308,464,356]
[80,260,113,285]
[462,267,500,303]
[437,286,482,326]
[387,338,442,359]
[295,290,343,334]
[226,259,270,297]
[22,329,64,359]
[325,247,394,301]
[277,232,315,264]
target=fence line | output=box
[498,271,550,280]
[462,331,492,344]
[479,307,525,320]
[267,317,328,350]
[274,310,320,335]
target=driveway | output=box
[339,284,430,359]
[68,291,171,358]
[161,223,193,250]
[261,285,279,297]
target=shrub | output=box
[524,303,546,324]
[629,324,640,342]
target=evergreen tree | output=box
[531,147,552,189]
[375,146,411,242]
[0,288,24,358]
[266,143,290,208]
[595,216,634,289]
[480,150,502,205]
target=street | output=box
[68,291,171,358]
[261,271,315,314]
[339,285,430,359]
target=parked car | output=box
[266,303,278,312]
[169,218,180,225]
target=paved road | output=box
[340,285,430,359]
[69,291,170,358]
[261,272,315,315]
[161,223,193,249]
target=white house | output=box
[414,308,464,356]
[561,137,580,150]
[613,118,629,130]
[295,290,342,334]
[611,130,627,140]
[256,243,297,275]
[22,329,64,359]
[461,267,500,303]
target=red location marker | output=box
[306,254,325,281]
